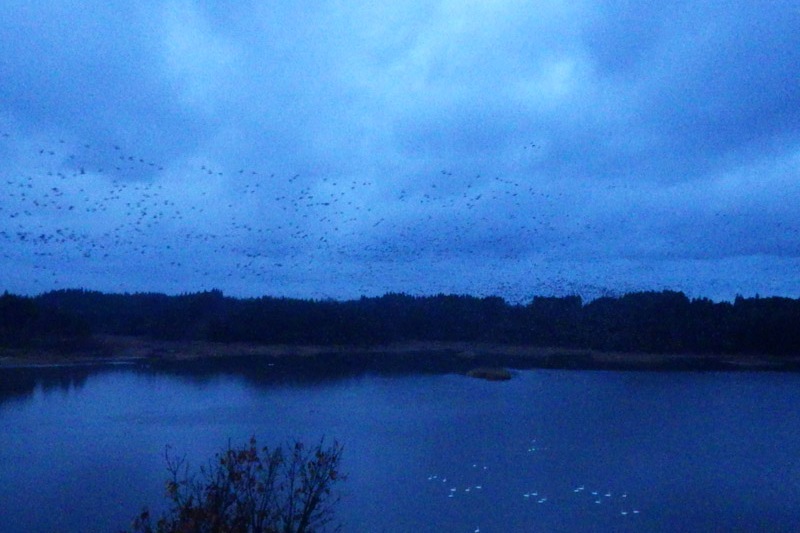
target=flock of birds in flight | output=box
[0,130,609,298]
[0,128,775,300]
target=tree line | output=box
[2,288,800,356]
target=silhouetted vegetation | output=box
[0,290,91,351]
[2,288,800,356]
[127,436,345,533]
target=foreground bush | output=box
[127,437,345,533]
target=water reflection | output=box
[0,366,93,404]
[0,354,444,406]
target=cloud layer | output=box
[1,1,799,301]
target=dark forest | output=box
[2,289,800,357]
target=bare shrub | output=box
[127,436,345,533]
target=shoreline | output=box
[2,335,800,373]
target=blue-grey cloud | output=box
[1,0,799,302]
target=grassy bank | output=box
[2,335,800,373]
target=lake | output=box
[2,360,800,532]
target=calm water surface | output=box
[1,362,800,532]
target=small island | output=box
[466,367,513,381]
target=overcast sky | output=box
[1,1,799,302]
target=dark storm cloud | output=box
[0,1,206,162]
[582,0,800,182]
[1,1,799,301]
